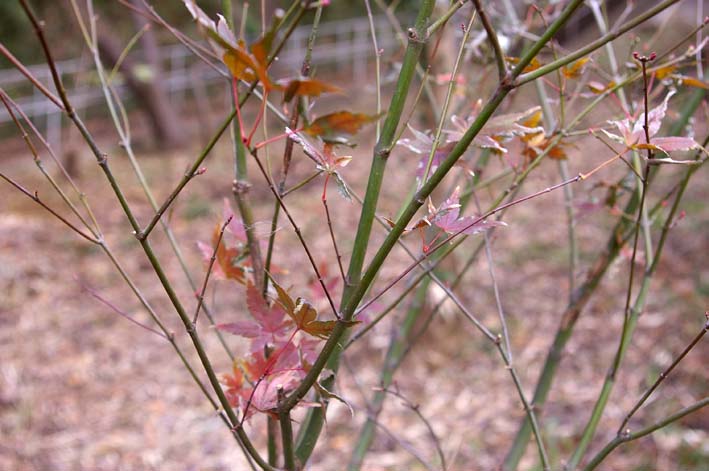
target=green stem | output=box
[583,398,709,471]
[515,0,681,87]
[293,1,437,462]
[502,86,707,471]
[348,278,431,471]
[567,139,707,469]
[292,2,584,462]
[279,389,297,471]
[618,319,709,436]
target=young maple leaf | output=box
[216,282,292,354]
[602,90,706,162]
[272,280,339,339]
[223,344,304,418]
[183,0,273,89]
[196,200,252,283]
[303,111,382,143]
[247,370,302,415]
[286,127,352,200]
[196,223,248,283]
[445,105,544,153]
[397,125,456,182]
[430,187,507,236]
[278,77,343,103]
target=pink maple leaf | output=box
[217,283,291,353]
[602,90,705,160]
[431,186,507,236]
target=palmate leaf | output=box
[216,282,291,353]
[197,223,248,284]
[183,0,273,89]
[272,279,339,339]
[279,77,343,103]
[602,90,706,157]
[304,111,383,142]
[430,186,507,236]
[562,57,590,79]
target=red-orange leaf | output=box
[562,57,590,79]
[304,111,382,140]
[673,75,709,89]
[211,224,247,283]
[223,47,273,90]
[280,78,343,103]
[272,280,339,339]
[506,56,542,73]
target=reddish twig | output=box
[79,279,169,339]
[193,216,232,324]
[0,173,97,244]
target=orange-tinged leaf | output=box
[304,111,383,139]
[655,64,678,79]
[673,75,709,89]
[521,109,543,131]
[212,224,247,283]
[588,80,615,94]
[223,47,273,89]
[281,78,343,103]
[271,279,353,339]
[506,56,542,73]
[562,57,590,79]
[250,11,283,66]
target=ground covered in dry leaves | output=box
[1,94,708,471]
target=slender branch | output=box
[426,0,468,38]
[472,0,507,80]
[77,0,236,360]
[80,281,168,339]
[17,3,272,467]
[263,3,323,296]
[231,79,266,291]
[376,386,448,471]
[348,278,432,471]
[567,53,656,469]
[291,7,584,462]
[293,2,439,461]
[618,318,709,436]
[421,9,476,185]
[193,217,231,324]
[583,398,709,471]
[0,89,97,237]
[0,173,98,244]
[515,0,681,87]
[0,43,64,110]
[363,0,382,140]
[278,388,297,471]
[248,148,341,319]
[137,110,236,240]
[322,195,346,282]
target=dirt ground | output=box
[1,73,708,471]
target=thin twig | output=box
[322,195,346,283]
[472,0,507,80]
[617,317,709,435]
[248,148,340,320]
[0,173,98,244]
[193,217,232,324]
[584,397,709,471]
[79,281,168,339]
[377,386,448,471]
[0,43,64,110]
[17,2,272,466]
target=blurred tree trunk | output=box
[97,5,185,148]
